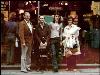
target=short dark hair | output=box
[23,11,30,16]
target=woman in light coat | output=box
[62,18,81,71]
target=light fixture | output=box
[65,2,68,5]
[61,3,63,5]
[25,1,33,5]
[32,1,36,3]
[25,2,28,5]
[43,4,48,6]
[29,1,31,3]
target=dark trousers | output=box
[66,55,77,69]
[34,48,48,70]
[32,39,40,70]
[33,47,40,70]
[33,39,50,70]
[7,37,15,64]
[39,49,48,70]
[51,37,60,70]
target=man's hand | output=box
[44,42,47,46]
[40,42,44,46]
[22,43,26,48]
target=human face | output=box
[73,18,78,25]
[68,20,72,25]
[39,16,44,23]
[73,21,78,25]
[54,15,59,22]
[24,12,30,21]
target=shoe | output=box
[72,69,78,72]
[53,68,58,72]
[44,68,48,71]
[65,68,69,71]
[27,67,31,71]
[21,70,28,73]
[36,68,40,72]
[66,68,78,72]
[40,70,44,73]
[6,63,10,65]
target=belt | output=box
[51,37,60,39]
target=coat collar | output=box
[38,22,47,29]
[23,20,33,33]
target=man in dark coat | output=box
[35,15,51,71]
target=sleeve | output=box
[75,30,80,38]
[70,26,81,35]
[16,22,19,35]
[46,26,51,43]
[4,21,8,36]
[35,26,41,43]
[62,27,67,37]
[48,22,53,32]
[14,22,18,37]
[18,22,25,45]
[71,26,81,38]
[59,23,63,40]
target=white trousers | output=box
[21,45,31,71]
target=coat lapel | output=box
[23,20,33,34]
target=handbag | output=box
[70,39,78,53]
[70,47,78,53]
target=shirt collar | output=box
[24,19,30,23]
